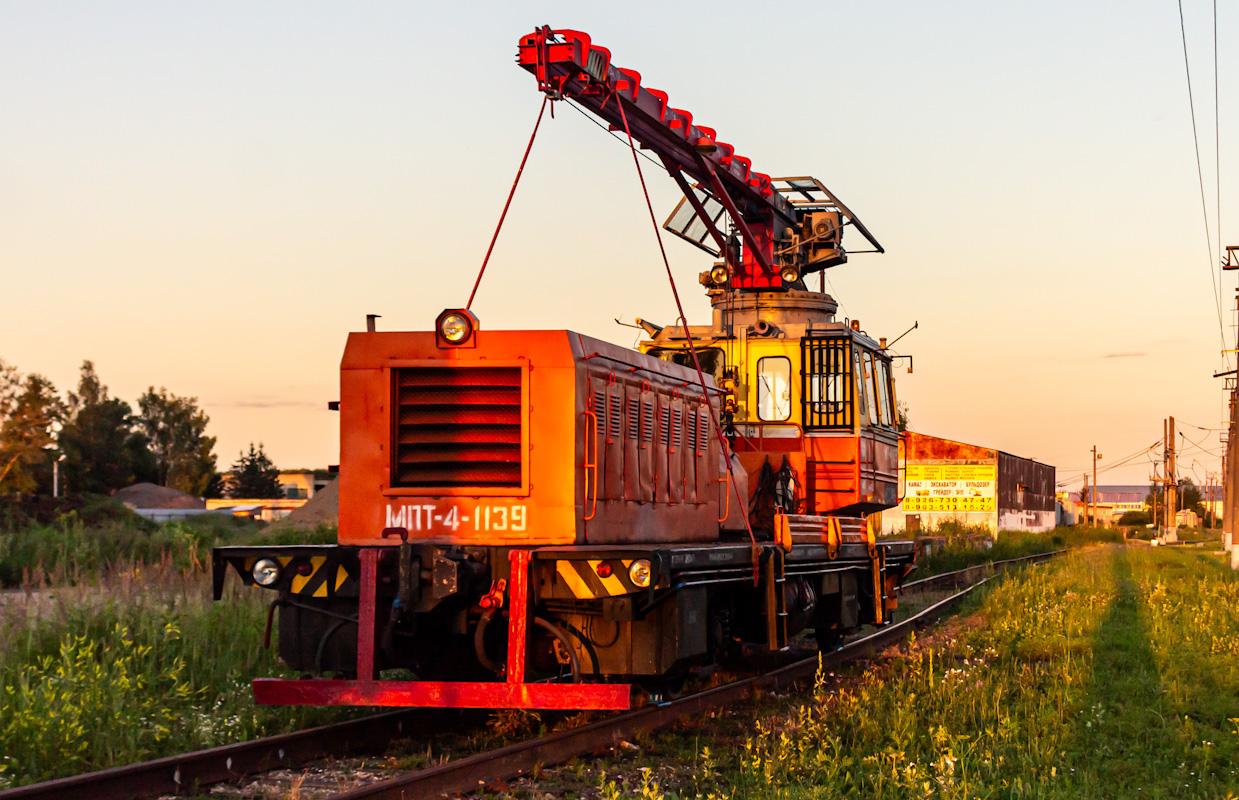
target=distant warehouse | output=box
[882,432,1056,535]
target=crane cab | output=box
[640,287,900,533]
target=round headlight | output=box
[710,264,729,286]
[628,559,652,588]
[252,558,281,587]
[440,313,472,344]
[779,266,800,284]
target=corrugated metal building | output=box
[882,432,1056,534]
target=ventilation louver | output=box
[392,367,522,488]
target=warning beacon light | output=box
[435,308,478,348]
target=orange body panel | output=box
[734,428,899,521]
[338,329,722,547]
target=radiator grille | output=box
[392,366,522,488]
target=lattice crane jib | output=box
[517,26,884,291]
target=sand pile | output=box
[265,477,339,532]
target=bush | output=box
[0,513,329,588]
[1118,510,1151,525]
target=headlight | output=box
[440,313,472,343]
[628,559,652,588]
[710,264,729,286]
[252,558,281,587]
[779,266,800,284]
[435,308,478,347]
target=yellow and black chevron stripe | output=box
[554,559,641,599]
[242,556,354,597]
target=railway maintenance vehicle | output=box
[213,26,915,710]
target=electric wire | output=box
[1178,0,1229,368]
[1214,0,1222,306]
[563,98,665,171]
[1053,440,1161,487]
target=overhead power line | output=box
[1178,0,1229,369]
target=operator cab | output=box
[639,288,901,528]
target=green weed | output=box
[0,561,357,787]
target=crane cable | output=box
[466,96,549,309]
[611,89,762,581]
[1177,0,1228,369]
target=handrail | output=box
[583,409,599,521]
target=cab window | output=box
[861,352,880,424]
[803,336,853,430]
[649,347,725,386]
[756,356,791,421]
[853,348,869,423]
[874,357,893,428]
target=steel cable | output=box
[611,89,761,576]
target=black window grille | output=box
[801,336,853,430]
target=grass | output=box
[511,545,1239,799]
[0,562,361,788]
[0,510,337,587]
[912,525,1123,579]
[0,501,369,788]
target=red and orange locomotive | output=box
[213,27,914,711]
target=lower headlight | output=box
[628,559,652,588]
[252,558,281,587]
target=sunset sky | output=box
[2,1,1235,489]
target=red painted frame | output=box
[253,549,633,710]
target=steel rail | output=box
[1,549,1065,800]
[327,550,1065,800]
[898,549,1066,594]
[0,709,468,800]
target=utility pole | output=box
[1092,446,1101,528]
[1227,383,1237,553]
[1164,416,1178,543]
[1081,473,1089,527]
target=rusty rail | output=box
[327,550,1064,800]
[0,549,1063,800]
[898,549,1066,594]
[0,709,468,800]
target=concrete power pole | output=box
[1092,445,1099,528]
[1227,385,1238,553]
[1082,473,1089,527]
[1165,416,1178,543]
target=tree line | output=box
[0,359,287,500]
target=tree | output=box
[137,387,217,496]
[1175,477,1209,524]
[0,371,66,495]
[0,358,20,419]
[58,361,157,494]
[1177,478,1203,513]
[227,443,283,499]
[202,471,227,500]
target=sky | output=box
[2,1,1236,489]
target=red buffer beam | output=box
[516,27,796,233]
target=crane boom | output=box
[517,26,882,291]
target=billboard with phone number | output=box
[903,463,996,513]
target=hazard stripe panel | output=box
[554,559,637,599]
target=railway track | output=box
[0,549,1062,800]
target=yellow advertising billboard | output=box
[903,463,997,513]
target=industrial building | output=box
[882,432,1056,535]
